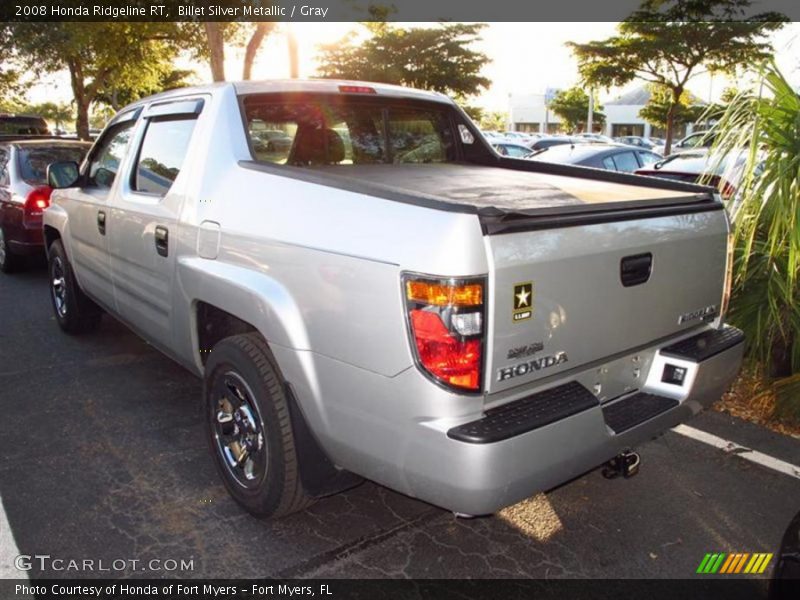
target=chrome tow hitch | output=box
[602,449,641,479]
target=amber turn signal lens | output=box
[406,281,483,307]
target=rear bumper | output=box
[401,326,744,515]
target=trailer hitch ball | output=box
[602,449,641,480]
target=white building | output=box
[509,85,700,139]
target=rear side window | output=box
[17,146,90,185]
[242,95,455,166]
[133,118,197,195]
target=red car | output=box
[0,139,91,272]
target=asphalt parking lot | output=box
[1,263,799,581]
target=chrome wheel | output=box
[51,256,68,318]
[211,371,267,489]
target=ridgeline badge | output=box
[513,282,533,322]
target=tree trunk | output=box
[663,87,683,157]
[67,60,91,141]
[242,23,275,80]
[288,29,299,78]
[205,23,226,82]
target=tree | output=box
[95,68,195,111]
[179,22,277,82]
[709,61,800,424]
[21,102,75,132]
[0,23,181,139]
[549,87,605,133]
[317,23,491,99]
[478,111,508,131]
[567,0,786,155]
[638,84,704,132]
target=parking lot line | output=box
[673,424,800,480]
[0,493,26,580]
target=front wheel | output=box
[204,333,313,518]
[48,239,102,334]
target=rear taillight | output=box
[23,185,52,228]
[403,275,485,392]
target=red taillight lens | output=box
[404,275,485,392]
[23,186,52,227]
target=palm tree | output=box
[709,61,800,422]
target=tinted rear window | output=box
[241,95,456,166]
[18,146,90,184]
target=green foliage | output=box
[710,61,800,419]
[0,22,182,138]
[638,84,704,130]
[567,0,786,153]
[95,68,195,110]
[317,23,491,99]
[549,87,605,132]
[477,111,508,131]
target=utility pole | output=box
[587,88,594,133]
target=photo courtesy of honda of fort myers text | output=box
[1,0,800,599]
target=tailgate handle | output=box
[620,253,652,287]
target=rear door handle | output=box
[620,252,652,287]
[97,210,106,235]
[154,225,169,257]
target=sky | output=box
[26,22,800,115]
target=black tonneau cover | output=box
[239,161,720,234]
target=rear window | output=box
[18,145,89,184]
[242,95,456,166]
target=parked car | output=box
[528,142,661,172]
[502,131,536,144]
[44,79,743,520]
[251,129,294,154]
[634,150,749,200]
[769,509,800,599]
[614,136,661,152]
[0,139,91,272]
[574,132,615,143]
[653,131,715,156]
[527,135,582,151]
[0,114,50,136]
[492,142,535,158]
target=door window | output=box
[133,117,197,195]
[611,151,640,173]
[88,122,135,189]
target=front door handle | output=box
[97,211,106,235]
[154,225,169,257]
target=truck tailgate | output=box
[485,207,728,394]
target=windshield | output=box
[18,145,90,184]
[241,95,456,166]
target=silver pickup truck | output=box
[43,80,744,519]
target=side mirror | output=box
[47,161,80,189]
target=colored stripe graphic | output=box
[719,554,736,574]
[734,553,749,573]
[700,552,774,575]
[697,554,712,573]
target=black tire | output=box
[0,227,22,273]
[204,333,313,518]
[48,239,102,334]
